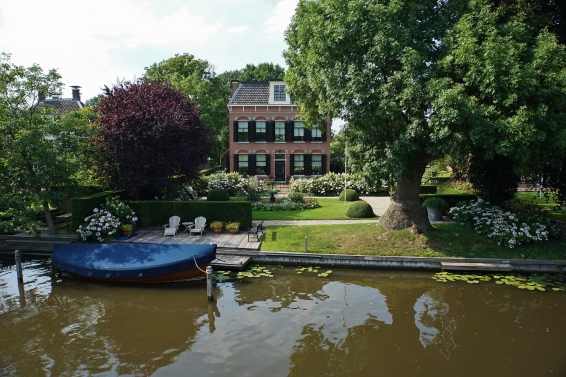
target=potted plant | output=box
[121,223,134,237]
[267,189,278,203]
[225,221,240,234]
[210,221,224,233]
[422,197,448,222]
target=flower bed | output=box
[290,172,384,196]
[449,200,558,248]
[252,198,320,211]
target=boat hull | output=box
[52,243,216,283]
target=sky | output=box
[0,0,298,102]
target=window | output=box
[312,154,322,175]
[275,121,285,142]
[256,154,267,175]
[293,154,304,174]
[312,124,323,142]
[274,85,286,101]
[256,121,266,142]
[238,121,248,142]
[238,155,248,174]
[293,121,304,141]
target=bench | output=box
[247,220,264,242]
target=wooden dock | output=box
[211,254,252,270]
[441,262,513,272]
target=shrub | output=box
[345,201,375,218]
[252,198,320,211]
[287,191,305,203]
[422,197,448,209]
[207,188,230,201]
[103,196,138,226]
[469,151,520,206]
[159,185,197,201]
[290,172,385,196]
[449,200,558,248]
[76,208,121,243]
[210,220,224,229]
[338,189,359,201]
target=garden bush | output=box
[207,188,230,201]
[287,191,306,203]
[290,172,385,196]
[345,201,375,218]
[338,189,359,201]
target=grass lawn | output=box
[260,222,566,260]
[252,198,378,220]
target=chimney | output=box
[231,80,239,95]
[70,86,81,101]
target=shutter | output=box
[305,127,312,142]
[321,121,327,142]
[249,120,256,142]
[266,154,271,175]
[321,154,327,174]
[290,154,295,174]
[233,154,239,173]
[233,121,238,142]
[249,154,256,175]
[285,121,293,142]
[267,121,275,142]
[305,154,312,175]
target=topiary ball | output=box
[345,200,375,218]
[339,189,360,202]
[207,188,230,201]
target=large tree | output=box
[284,0,566,232]
[144,54,228,164]
[96,80,213,198]
[219,62,286,85]
[0,53,98,234]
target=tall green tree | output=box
[284,0,566,232]
[144,54,228,163]
[219,62,286,84]
[0,53,98,234]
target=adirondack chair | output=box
[189,216,207,236]
[163,216,181,236]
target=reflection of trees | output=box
[0,276,213,377]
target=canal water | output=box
[1,258,565,377]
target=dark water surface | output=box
[1,258,565,377]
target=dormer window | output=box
[274,85,286,101]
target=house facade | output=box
[228,79,331,182]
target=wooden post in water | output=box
[15,250,23,284]
[206,266,214,301]
[305,237,308,252]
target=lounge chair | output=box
[163,216,181,236]
[189,216,206,236]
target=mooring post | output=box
[305,237,308,253]
[15,250,23,284]
[206,266,214,302]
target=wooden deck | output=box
[119,228,262,250]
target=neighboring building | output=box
[36,86,84,116]
[228,79,331,182]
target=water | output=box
[1,258,566,377]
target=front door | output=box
[275,161,286,182]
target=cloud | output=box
[263,0,298,35]
[227,26,249,34]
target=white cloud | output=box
[227,26,249,34]
[263,0,298,35]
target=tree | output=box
[0,53,97,234]
[219,62,286,85]
[144,54,228,164]
[95,80,213,198]
[284,0,566,232]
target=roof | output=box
[228,81,270,105]
[36,98,84,116]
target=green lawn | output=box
[260,222,566,260]
[252,198,378,220]
[515,191,559,207]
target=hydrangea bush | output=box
[158,185,197,201]
[103,196,138,226]
[204,173,261,196]
[290,173,384,196]
[449,200,557,248]
[76,208,121,243]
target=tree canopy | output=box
[284,0,566,231]
[219,62,286,83]
[0,53,98,233]
[144,54,228,163]
[96,80,213,197]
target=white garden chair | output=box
[189,216,207,236]
[163,216,181,236]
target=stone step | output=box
[441,262,513,272]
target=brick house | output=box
[36,86,84,116]
[228,79,331,182]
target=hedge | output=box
[420,185,437,194]
[71,191,122,229]
[420,194,478,210]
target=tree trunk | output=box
[379,165,433,233]
[43,201,57,235]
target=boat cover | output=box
[52,243,216,279]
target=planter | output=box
[229,228,239,234]
[426,207,444,222]
[122,230,132,237]
[212,228,223,233]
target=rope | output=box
[193,257,207,274]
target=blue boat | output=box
[52,243,216,283]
